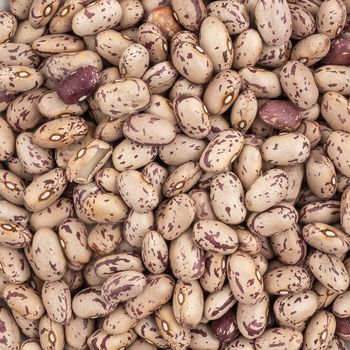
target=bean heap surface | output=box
[0,0,350,349]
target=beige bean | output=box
[123,210,153,248]
[0,169,25,206]
[169,77,204,100]
[200,129,244,173]
[13,20,46,45]
[157,194,195,240]
[199,16,233,72]
[163,161,202,197]
[39,314,65,350]
[0,219,32,249]
[119,43,149,78]
[236,292,269,339]
[94,252,143,277]
[125,274,174,319]
[0,199,30,229]
[279,60,319,109]
[173,95,211,139]
[255,327,303,350]
[261,133,311,166]
[0,66,43,93]
[141,231,168,274]
[230,90,258,132]
[259,41,292,68]
[210,171,246,225]
[155,304,191,350]
[88,329,137,350]
[96,30,134,67]
[30,198,74,231]
[274,291,318,325]
[321,92,350,132]
[303,311,336,350]
[31,228,67,281]
[325,131,350,177]
[123,113,175,146]
[29,0,60,29]
[233,144,262,191]
[49,0,88,34]
[255,0,292,45]
[42,280,72,324]
[172,0,206,31]
[245,169,289,212]
[169,229,205,282]
[173,279,204,327]
[66,138,112,184]
[199,251,226,293]
[232,29,262,70]
[72,0,122,36]
[142,61,179,94]
[0,43,40,68]
[227,251,264,304]
[94,117,126,143]
[204,284,237,321]
[171,41,213,84]
[247,202,299,237]
[33,117,88,149]
[314,65,350,95]
[291,34,331,66]
[58,218,92,270]
[203,70,241,116]
[23,168,67,212]
[190,323,220,350]
[101,270,146,306]
[102,304,137,335]
[159,134,206,166]
[290,4,316,39]
[72,286,113,319]
[306,154,337,199]
[240,67,282,98]
[137,23,168,64]
[16,132,55,175]
[264,266,310,295]
[32,34,85,57]
[3,283,44,320]
[65,315,95,350]
[300,200,340,225]
[0,307,20,350]
[309,250,349,293]
[271,226,307,265]
[332,291,350,318]
[134,316,168,348]
[117,170,158,213]
[0,117,15,161]
[38,91,87,119]
[282,164,305,204]
[316,0,347,39]
[207,0,249,35]
[193,220,239,255]
[7,87,47,133]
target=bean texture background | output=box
[1,0,350,349]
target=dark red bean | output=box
[336,316,350,340]
[322,37,350,65]
[0,91,16,104]
[57,66,100,105]
[211,310,240,343]
[258,100,302,131]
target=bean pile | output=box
[0,0,350,349]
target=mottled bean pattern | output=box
[0,1,350,350]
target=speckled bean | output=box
[227,251,264,304]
